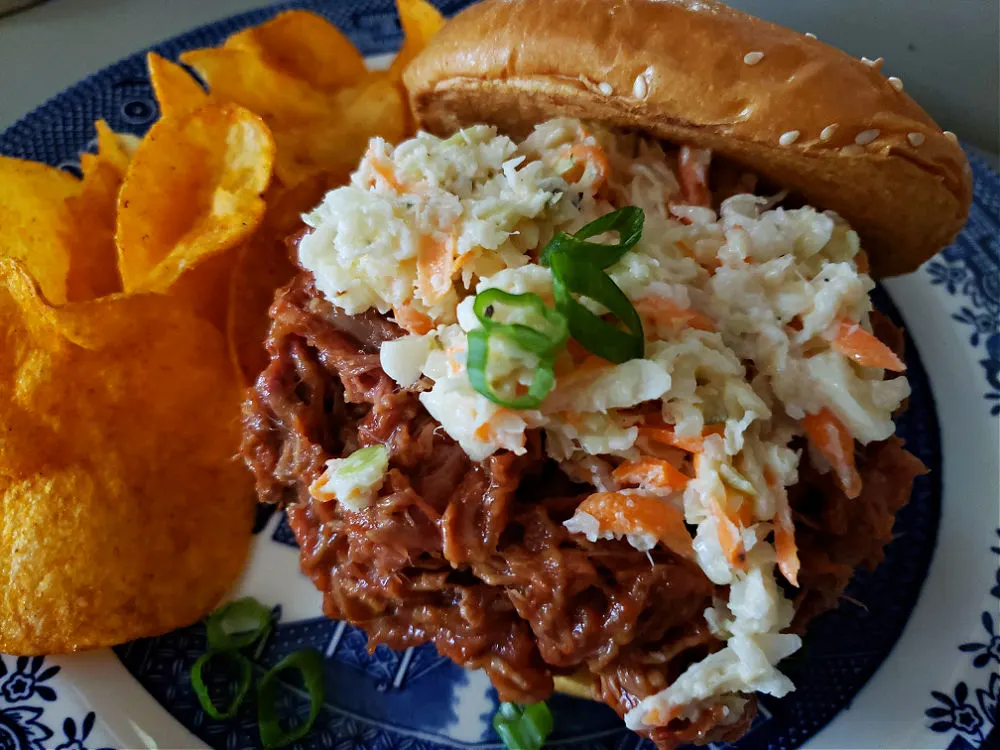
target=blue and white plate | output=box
[1,2,997,749]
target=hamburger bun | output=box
[403,0,971,276]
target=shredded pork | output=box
[241,273,923,748]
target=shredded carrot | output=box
[576,491,694,560]
[774,515,799,587]
[454,249,476,272]
[636,297,716,332]
[416,233,456,304]
[553,354,614,391]
[445,345,463,375]
[828,319,906,371]
[692,454,747,569]
[637,424,724,453]
[733,494,755,528]
[613,457,690,490]
[392,303,434,335]
[563,144,610,189]
[307,475,336,503]
[675,239,697,260]
[677,146,712,208]
[801,407,862,499]
[765,469,800,586]
[474,422,493,441]
[364,144,404,192]
[673,238,720,271]
[708,494,746,569]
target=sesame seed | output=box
[820,124,838,142]
[944,130,959,143]
[804,32,817,39]
[855,129,880,145]
[632,73,648,99]
[907,132,925,147]
[841,144,865,156]
[888,76,904,92]
[861,56,884,70]
[779,130,800,146]
[743,51,764,65]
[598,81,613,96]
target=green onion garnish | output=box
[191,597,325,749]
[190,650,253,720]
[205,597,274,651]
[540,206,644,268]
[473,288,569,356]
[467,329,558,409]
[549,250,644,363]
[541,207,645,364]
[466,289,567,409]
[492,701,554,750]
[257,649,326,750]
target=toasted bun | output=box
[404,0,971,276]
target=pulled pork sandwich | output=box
[242,0,971,746]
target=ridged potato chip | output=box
[180,3,438,185]
[225,10,367,91]
[389,0,446,79]
[115,102,275,297]
[0,0,443,658]
[0,158,80,304]
[147,52,209,120]
[0,259,254,654]
[79,121,139,180]
[64,121,137,302]
[268,74,408,185]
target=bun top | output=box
[403,0,972,276]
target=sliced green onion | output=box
[492,701,554,750]
[205,597,274,652]
[191,650,253,720]
[467,328,557,409]
[549,251,644,363]
[257,648,325,750]
[473,288,569,356]
[719,463,758,496]
[540,206,644,268]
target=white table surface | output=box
[1,0,998,161]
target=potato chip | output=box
[147,52,209,119]
[0,258,253,654]
[63,121,137,302]
[79,120,139,180]
[225,10,367,91]
[389,0,446,80]
[0,157,80,304]
[179,46,329,126]
[269,74,408,185]
[180,9,423,185]
[227,173,336,383]
[115,102,275,293]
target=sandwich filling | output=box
[245,118,920,743]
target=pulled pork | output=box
[242,272,924,748]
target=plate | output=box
[1,2,997,749]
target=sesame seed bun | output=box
[403,0,972,276]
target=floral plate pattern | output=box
[0,2,997,749]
